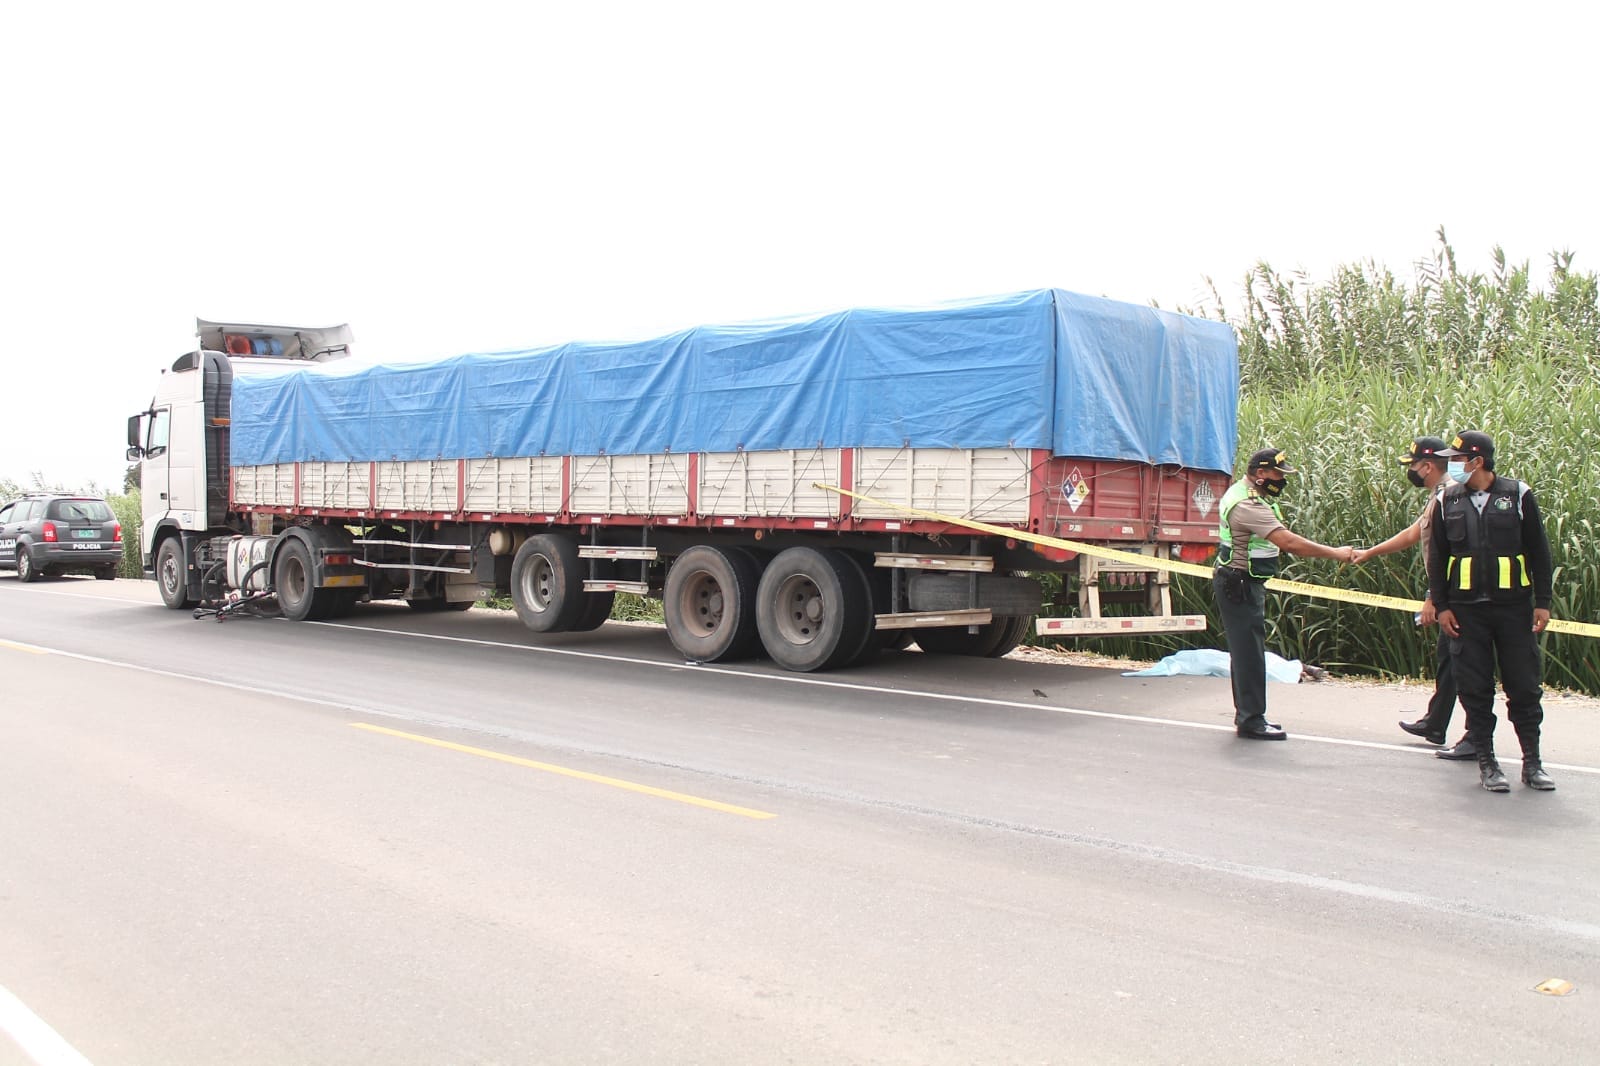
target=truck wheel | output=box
[510,534,584,632]
[405,597,451,612]
[880,628,915,651]
[755,547,872,672]
[837,551,886,666]
[275,539,332,622]
[156,537,195,609]
[15,548,37,583]
[859,559,915,652]
[328,589,363,617]
[664,545,762,662]
[986,614,1033,657]
[914,613,1032,657]
[569,590,616,632]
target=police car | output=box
[0,493,124,582]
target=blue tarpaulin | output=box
[230,289,1239,472]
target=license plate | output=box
[74,528,99,539]
[71,542,102,550]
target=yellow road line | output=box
[0,639,49,654]
[349,722,777,820]
[817,483,1600,639]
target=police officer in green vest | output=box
[1426,431,1556,792]
[1214,448,1355,740]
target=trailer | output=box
[127,290,1239,671]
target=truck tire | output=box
[914,613,1032,658]
[755,547,872,672]
[987,613,1033,657]
[569,589,616,632]
[275,538,334,622]
[156,537,194,609]
[664,545,763,662]
[510,533,584,632]
[405,596,452,612]
[907,572,1042,616]
[327,589,363,617]
[863,567,916,651]
[837,551,886,666]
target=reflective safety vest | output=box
[1217,479,1284,579]
[1437,476,1534,602]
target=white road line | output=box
[0,639,395,716]
[4,627,1596,946]
[5,622,1599,776]
[0,586,153,607]
[315,620,1600,775]
[0,986,94,1066]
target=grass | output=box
[1048,231,1600,695]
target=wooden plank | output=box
[583,579,650,594]
[579,545,659,560]
[874,608,993,630]
[1034,614,1207,636]
[873,552,994,572]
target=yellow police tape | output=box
[815,483,1600,639]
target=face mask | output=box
[1447,461,1468,483]
[1406,469,1427,488]
[1256,476,1285,498]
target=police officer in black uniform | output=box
[1357,436,1466,753]
[1427,431,1557,792]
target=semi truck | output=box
[127,290,1240,672]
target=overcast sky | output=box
[3,1,1595,492]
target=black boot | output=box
[1478,751,1509,793]
[1523,760,1556,791]
[1400,718,1446,745]
[1515,726,1555,791]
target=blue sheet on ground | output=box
[1123,648,1303,684]
[230,289,1239,473]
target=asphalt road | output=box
[2,576,1597,1065]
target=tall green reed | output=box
[1044,232,1600,694]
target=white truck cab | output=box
[127,320,352,592]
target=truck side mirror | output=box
[127,413,145,456]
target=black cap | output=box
[1437,431,1495,463]
[1400,436,1449,464]
[1247,447,1298,475]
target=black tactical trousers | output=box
[1214,569,1268,728]
[1424,628,1459,731]
[1449,600,1544,754]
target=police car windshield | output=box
[48,499,113,522]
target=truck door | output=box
[141,406,174,521]
[163,395,203,518]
